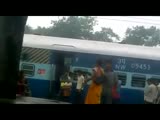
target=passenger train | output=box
[20,34,160,104]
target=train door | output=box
[52,51,74,95]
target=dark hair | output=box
[76,70,82,75]
[96,59,103,66]
[147,78,152,83]
[105,59,112,64]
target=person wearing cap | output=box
[144,79,158,104]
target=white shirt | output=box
[157,83,160,91]
[157,83,160,96]
[144,84,158,103]
[76,75,85,90]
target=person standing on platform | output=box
[85,59,104,104]
[101,59,118,104]
[156,81,160,104]
[144,79,158,104]
[17,71,25,96]
[75,71,85,104]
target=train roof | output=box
[23,34,160,61]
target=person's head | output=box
[77,70,82,76]
[105,59,112,71]
[153,79,159,86]
[147,79,152,85]
[96,59,103,67]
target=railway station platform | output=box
[14,96,70,104]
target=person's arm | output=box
[85,76,92,83]
[144,85,152,96]
[84,70,96,83]
[114,72,118,87]
[77,77,84,92]
[82,76,85,87]
[68,76,72,82]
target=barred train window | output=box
[21,63,35,77]
[64,57,72,65]
[74,68,89,73]
[73,68,91,81]
[117,72,127,86]
[131,74,146,88]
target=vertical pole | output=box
[0,16,28,103]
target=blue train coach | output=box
[19,34,160,104]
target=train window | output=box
[64,57,72,65]
[131,74,146,88]
[72,67,92,81]
[21,63,35,77]
[117,72,127,86]
[74,68,89,73]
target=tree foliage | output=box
[48,16,97,39]
[25,16,119,42]
[24,25,33,34]
[93,27,119,42]
[122,26,160,46]
[25,17,160,47]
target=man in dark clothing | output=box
[101,59,118,104]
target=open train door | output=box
[50,50,75,99]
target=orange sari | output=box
[85,67,104,104]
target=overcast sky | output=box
[26,16,160,40]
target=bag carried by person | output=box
[112,85,120,99]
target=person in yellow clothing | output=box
[85,60,104,104]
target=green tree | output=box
[24,25,33,34]
[25,16,120,43]
[49,16,97,39]
[32,26,51,35]
[93,27,120,42]
[122,26,160,46]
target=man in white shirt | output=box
[75,71,85,104]
[144,79,158,104]
[156,82,160,104]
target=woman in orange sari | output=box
[85,60,104,104]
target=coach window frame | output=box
[131,74,146,88]
[117,72,127,86]
[21,63,35,77]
